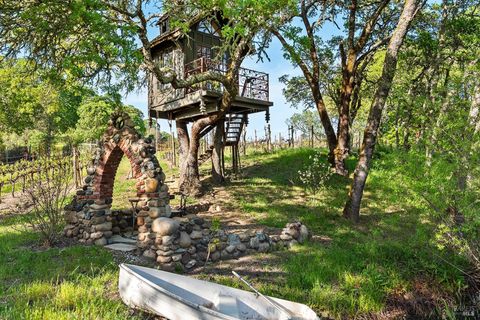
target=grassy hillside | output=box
[0,147,468,319]
[212,148,467,318]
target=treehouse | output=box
[147,14,273,125]
[147,14,273,175]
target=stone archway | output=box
[64,110,171,247]
[64,111,312,270]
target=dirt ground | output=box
[0,192,31,219]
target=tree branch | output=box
[357,35,391,64]
[347,0,357,50]
[270,28,315,84]
[355,0,391,52]
[301,0,320,81]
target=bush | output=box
[22,163,72,246]
[297,151,333,199]
[392,150,480,278]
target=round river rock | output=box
[151,217,179,236]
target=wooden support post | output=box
[72,146,78,188]
[237,144,241,171]
[231,145,235,174]
[169,121,177,168]
[287,127,291,148]
[267,123,272,152]
[311,125,314,148]
[242,127,247,156]
[291,126,295,148]
[153,120,158,151]
[221,146,225,177]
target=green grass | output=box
[0,147,468,319]
[111,152,183,209]
[0,215,142,319]
[205,147,467,318]
[111,157,138,210]
[0,154,154,319]
[0,151,177,319]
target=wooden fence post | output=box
[310,125,314,148]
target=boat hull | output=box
[118,263,319,320]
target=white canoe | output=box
[119,263,319,320]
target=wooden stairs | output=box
[197,113,247,173]
[225,113,247,146]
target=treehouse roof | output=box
[150,12,227,50]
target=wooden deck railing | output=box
[184,57,269,101]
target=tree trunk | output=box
[403,112,412,151]
[177,92,235,195]
[427,69,451,164]
[45,119,53,156]
[458,79,480,189]
[176,121,190,192]
[179,122,202,196]
[343,0,421,222]
[424,0,449,162]
[212,119,225,183]
[335,52,356,176]
[470,81,480,136]
[313,89,337,165]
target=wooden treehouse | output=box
[148,14,273,173]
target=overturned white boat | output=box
[119,264,319,320]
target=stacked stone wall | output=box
[139,214,310,271]
[64,111,170,248]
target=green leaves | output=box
[297,151,333,197]
[0,59,58,134]
[0,0,142,92]
[71,95,145,144]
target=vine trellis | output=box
[0,154,90,203]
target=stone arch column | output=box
[64,111,171,248]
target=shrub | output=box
[22,162,72,246]
[297,151,333,198]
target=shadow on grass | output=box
[218,147,467,318]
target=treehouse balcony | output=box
[148,57,273,121]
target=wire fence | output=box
[0,144,96,204]
[157,125,342,170]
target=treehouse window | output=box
[196,45,213,59]
[159,20,169,35]
[197,20,219,36]
[156,50,174,91]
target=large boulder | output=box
[151,218,179,236]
